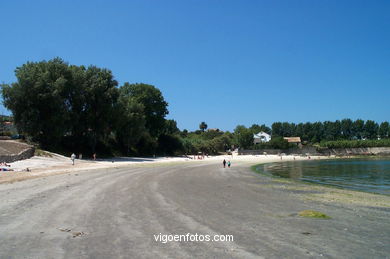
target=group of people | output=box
[222,159,231,168]
[0,162,14,171]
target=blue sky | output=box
[1,0,389,131]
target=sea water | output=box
[258,158,390,195]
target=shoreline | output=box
[250,157,390,196]
[0,153,330,184]
[1,154,389,209]
[248,159,390,208]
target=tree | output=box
[233,125,253,149]
[364,120,379,139]
[164,119,180,135]
[1,58,72,146]
[353,119,365,139]
[269,136,290,149]
[120,83,168,137]
[249,124,271,134]
[379,122,389,139]
[341,119,353,140]
[157,119,182,155]
[1,59,120,153]
[310,122,324,143]
[282,122,294,137]
[271,122,283,137]
[210,133,233,153]
[202,130,222,140]
[115,90,146,155]
[323,121,340,141]
[64,65,89,146]
[303,122,314,141]
[83,66,119,152]
[180,129,189,138]
[199,121,208,132]
[295,123,305,140]
[157,134,183,155]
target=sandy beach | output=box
[0,153,329,184]
[0,153,388,258]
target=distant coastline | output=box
[240,146,390,157]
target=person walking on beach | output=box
[71,153,76,165]
[223,159,226,168]
[228,160,231,168]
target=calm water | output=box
[258,158,390,195]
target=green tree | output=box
[353,119,365,139]
[157,134,183,155]
[136,132,158,155]
[120,83,168,137]
[310,122,324,143]
[234,125,253,149]
[180,129,189,138]
[269,136,290,149]
[202,130,223,140]
[64,65,88,146]
[1,58,71,146]
[249,124,271,134]
[282,122,294,137]
[164,119,180,135]
[271,122,283,136]
[340,119,353,139]
[210,133,233,153]
[364,120,379,139]
[303,122,314,141]
[115,90,146,155]
[199,121,208,132]
[295,123,305,140]
[379,122,389,139]
[83,66,119,152]
[323,121,341,140]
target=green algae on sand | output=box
[298,210,331,219]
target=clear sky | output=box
[1,0,389,131]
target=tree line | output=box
[270,120,389,142]
[2,58,389,156]
[228,120,390,150]
[1,58,180,156]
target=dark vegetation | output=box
[270,120,390,148]
[1,58,389,157]
[0,115,17,137]
[1,58,175,156]
[319,139,390,149]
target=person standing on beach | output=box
[71,153,76,165]
[223,159,226,168]
[227,161,231,168]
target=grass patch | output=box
[298,210,331,219]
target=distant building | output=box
[207,128,220,132]
[254,132,271,144]
[283,137,301,144]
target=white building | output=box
[253,131,271,144]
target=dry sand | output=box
[0,152,328,184]
[0,155,388,258]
